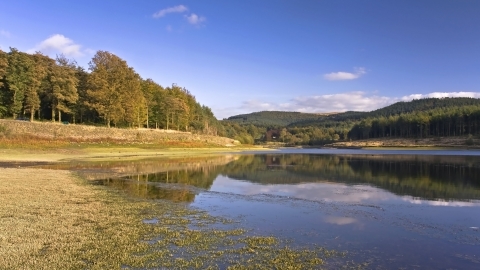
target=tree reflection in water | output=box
[82,153,480,202]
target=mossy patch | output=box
[0,168,353,269]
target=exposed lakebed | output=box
[40,149,480,268]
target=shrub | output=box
[0,124,10,138]
[465,134,475,146]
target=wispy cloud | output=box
[324,67,366,81]
[27,34,90,58]
[213,91,480,119]
[400,92,480,100]
[185,13,206,25]
[153,5,188,18]
[0,30,10,38]
[224,92,391,116]
[153,5,206,29]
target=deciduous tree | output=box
[87,51,136,127]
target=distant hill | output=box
[328,97,480,122]
[225,111,336,126]
[220,97,480,145]
[226,97,480,127]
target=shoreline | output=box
[325,136,480,149]
[0,159,341,269]
[0,145,271,163]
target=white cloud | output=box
[290,91,391,112]
[213,91,480,119]
[0,30,10,38]
[185,13,206,25]
[28,34,85,57]
[324,67,366,81]
[153,5,188,18]
[400,92,480,101]
[226,91,391,116]
[241,100,281,111]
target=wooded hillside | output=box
[0,48,222,135]
[222,98,480,145]
[226,111,333,126]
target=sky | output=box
[1,0,480,119]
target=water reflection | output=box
[65,152,480,269]
[95,178,196,202]
[209,177,396,205]
[324,216,358,225]
[222,155,480,202]
[53,153,480,204]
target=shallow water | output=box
[45,149,480,268]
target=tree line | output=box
[220,119,349,145]
[0,48,221,134]
[3,47,479,144]
[221,98,480,145]
[348,104,480,140]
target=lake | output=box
[47,149,480,268]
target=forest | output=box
[222,98,480,145]
[0,48,222,135]
[2,48,480,145]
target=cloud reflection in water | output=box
[210,176,480,208]
[210,176,395,204]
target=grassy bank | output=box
[0,145,268,163]
[326,136,480,148]
[0,119,271,163]
[0,119,239,148]
[0,168,347,269]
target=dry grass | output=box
[328,136,480,148]
[0,134,221,150]
[0,142,268,163]
[0,119,239,148]
[0,168,160,269]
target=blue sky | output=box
[1,0,479,119]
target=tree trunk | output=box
[51,107,56,122]
[137,111,140,128]
[166,113,169,130]
[30,110,34,122]
[58,110,62,123]
[146,105,149,129]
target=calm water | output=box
[47,149,480,268]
